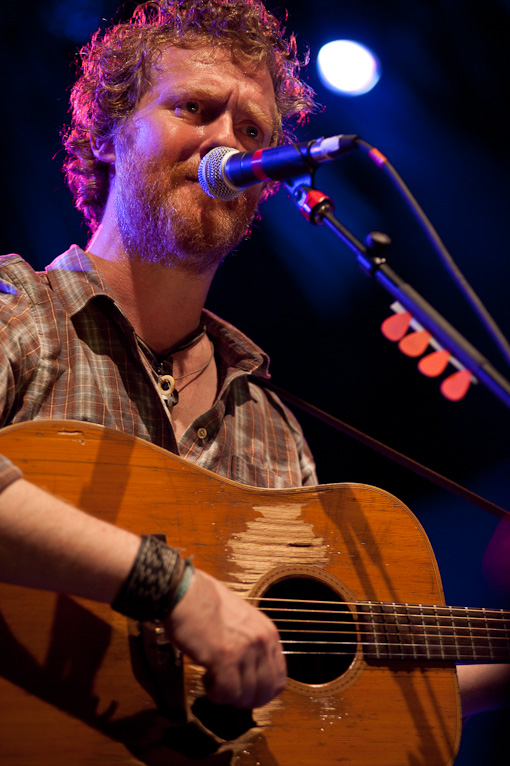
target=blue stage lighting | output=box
[317,40,381,96]
[45,0,104,42]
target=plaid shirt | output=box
[0,246,316,492]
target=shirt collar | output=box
[43,245,271,379]
[203,309,270,380]
[43,244,115,317]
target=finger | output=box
[204,643,280,709]
[250,643,287,709]
[234,636,287,709]
[204,666,244,707]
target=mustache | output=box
[131,153,258,212]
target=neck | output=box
[358,602,510,663]
[86,225,216,354]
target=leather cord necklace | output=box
[137,325,214,407]
[157,340,215,406]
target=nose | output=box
[199,112,242,159]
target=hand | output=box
[164,568,286,708]
[457,664,510,718]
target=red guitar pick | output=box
[440,370,472,401]
[398,329,431,358]
[381,311,412,341]
[418,349,451,377]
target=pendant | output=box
[158,374,179,407]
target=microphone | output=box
[198,134,358,201]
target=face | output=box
[109,45,278,274]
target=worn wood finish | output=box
[0,420,466,765]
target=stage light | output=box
[317,40,381,96]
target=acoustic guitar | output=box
[0,420,507,765]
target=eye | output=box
[245,125,260,140]
[174,101,202,116]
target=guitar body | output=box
[0,420,461,765]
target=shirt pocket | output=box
[230,455,288,489]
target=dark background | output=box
[1,1,509,762]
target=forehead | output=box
[142,45,277,121]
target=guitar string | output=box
[280,644,508,655]
[246,597,510,622]
[276,636,510,653]
[272,623,510,639]
[274,629,510,661]
[275,632,509,658]
[277,631,509,656]
[282,648,505,664]
[275,624,509,637]
[243,599,509,651]
[272,623,510,644]
[280,638,510,661]
[264,609,510,639]
[268,622,508,638]
[258,616,510,638]
[276,631,509,646]
[280,647,509,658]
[249,596,509,616]
[251,615,509,636]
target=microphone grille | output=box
[198,146,242,201]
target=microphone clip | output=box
[286,182,334,225]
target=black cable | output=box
[355,138,510,368]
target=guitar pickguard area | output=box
[226,501,330,592]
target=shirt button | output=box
[197,427,207,440]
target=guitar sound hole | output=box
[260,577,357,685]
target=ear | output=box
[90,135,116,164]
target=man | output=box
[0,0,317,713]
[0,0,507,738]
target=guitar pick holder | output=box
[380,302,474,402]
[282,141,510,411]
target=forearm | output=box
[0,477,286,709]
[458,664,510,718]
[0,477,140,603]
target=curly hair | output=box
[63,0,318,233]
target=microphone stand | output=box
[286,180,510,410]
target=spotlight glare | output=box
[317,40,381,96]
